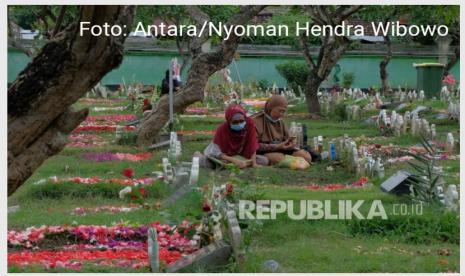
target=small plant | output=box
[342,72,355,89]
[406,136,444,204]
[334,103,348,121]
[116,131,138,146]
[258,79,269,91]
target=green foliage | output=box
[342,72,356,88]
[334,103,348,121]
[9,6,79,34]
[406,137,444,204]
[242,10,319,47]
[25,181,168,199]
[116,131,138,146]
[275,61,309,92]
[9,263,150,273]
[135,5,240,45]
[199,6,240,24]
[135,6,189,27]
[347,210,459,244]
[360,5,460,45]
[258,79,270,91]
[407,5,460,45]
[7,96,460,273]
[8,6,39,29]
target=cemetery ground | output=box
[7,97,459,273]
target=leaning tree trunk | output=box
[137,5,265,146]
[8,6,135,196]
[379,35,392,95]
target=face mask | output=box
[230,121,246,131]
[265,112,281,123]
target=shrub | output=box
[258,79,270,91]
[346,210,459,244]
[275,61,309,94]
[342,72,355,89]
[117,131,138,146]
[333,103,348,121]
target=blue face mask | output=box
[230,122,246,131]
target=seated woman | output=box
[251,95,312,165]
[195,105,268,169]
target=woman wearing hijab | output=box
[251,94,312,165]
[195,104,268,169]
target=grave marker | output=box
[166,241,232,272]
[445,185,459,212]
[148,228,159,272]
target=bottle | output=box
[289,122,298,145]
[317,136,323,153]
[329,141,336,160]
[296,123,303,148]
[302,124,308,147]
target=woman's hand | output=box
[234,160,248,169]
[277,139,296,150]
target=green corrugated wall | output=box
[8,50,460,89]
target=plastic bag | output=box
[276,155,310,170]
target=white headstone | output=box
[419,90,425,101]
[445,185,459,212]
[189,157,200,186]
[446,133,455,152]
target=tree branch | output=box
[185,6,211,57]
[302,6,325,26]
[298,36,317,71]
[52,6,67,38]
[137,5,265,146]
[337,5,362,21]
[318,6,334,26]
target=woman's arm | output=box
[204,142,222,158]
[258,141,295,152]
[258,142,279,153]
[220,154,248,168]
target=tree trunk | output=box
[300,6,360,116]
[8,6,135,196]
[305,72,323,114]
[137,6,265,146]
[444,46,459,76]
[304,38,350,115]
[379,35,392,95]
[175,37,190,75]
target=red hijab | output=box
[213,105,259,159]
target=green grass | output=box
[8,97,460,273]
